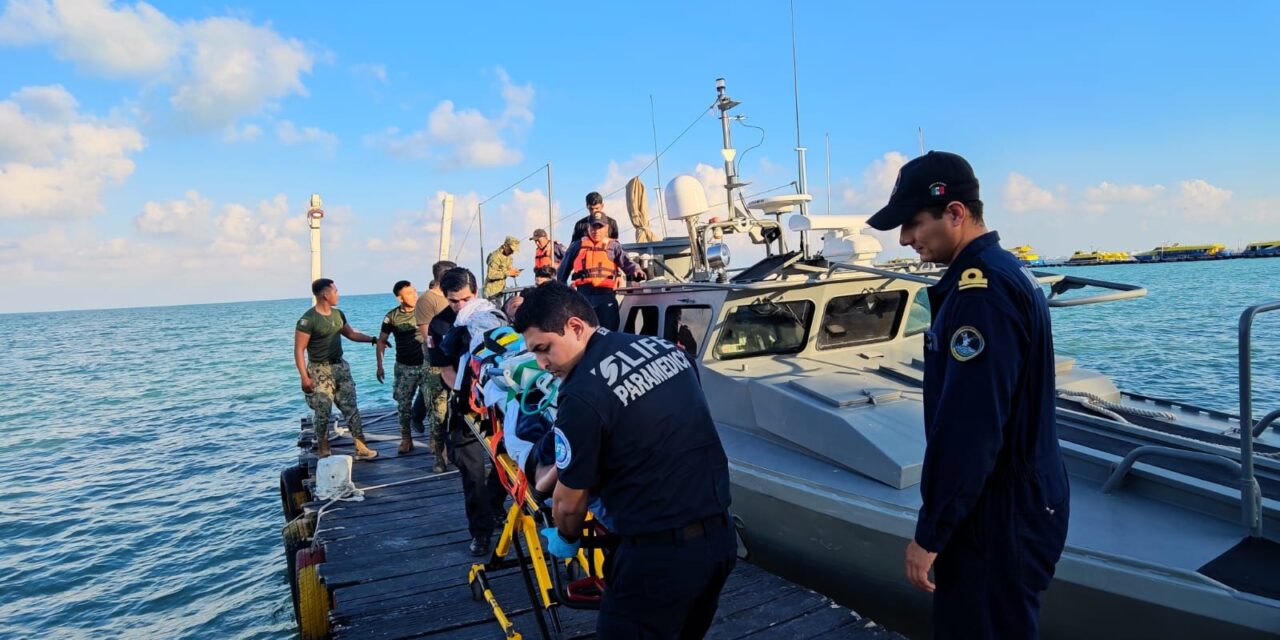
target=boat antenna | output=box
[650,94,670,238]
[790,0,811,256]
[917,127,925,155]
[715,78,743,218]
[825,132,832,214]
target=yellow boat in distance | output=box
[1134,243,1227,263]
[1066,250,1135,265]
[1009,245,1046,266]
[1241,240,1280,258]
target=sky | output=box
[1,0,1277,313]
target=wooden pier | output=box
[284,407,902,639]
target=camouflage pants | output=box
[424,368,447,451]
[305,360,364,442]
[393,363,431,432]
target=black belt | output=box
[313,358,345,365]
[624,513,729,547]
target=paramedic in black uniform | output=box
[427,267,506,557]
[513,282,735,639]
[868,151,1070,639]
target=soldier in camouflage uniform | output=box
[294,278,380,459]
[484,236,522,298]
[377,280,431,454]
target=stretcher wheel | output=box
[470,576,484,602]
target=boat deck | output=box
[294,407,901,639]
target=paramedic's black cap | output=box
[588,211,607,226]
[867,151,980,230]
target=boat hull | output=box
[729,462,1280,640]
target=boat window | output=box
[624,305,658,336]
[817,291,907,349]
[664,305,712,356]
[714,300,815,360]
[904,288,931,336]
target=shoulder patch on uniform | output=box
[553,427,572,469]
[950,326,985,361]
[958,268,988,290]
[299,318,309,326]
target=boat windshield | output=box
[714,300,814,360]
[816,291,907,349]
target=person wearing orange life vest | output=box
[556,210,646,330]
[530,228,565,271]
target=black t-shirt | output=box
[381,306,424,366]
[570,214,620,242]
[426,307,458,368]
[553,328,731,536]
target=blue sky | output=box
[1,0,1277,313]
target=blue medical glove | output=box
[540,526,580,558]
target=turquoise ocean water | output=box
[1,258,1277,638]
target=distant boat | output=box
[1133,243,1227,263]
[1009,244,1046,267]
[1066,250,1134,265]
[1241,240,1280,258]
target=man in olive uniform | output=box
[294,278,380,459]
[416,260,456,473]
[377,280,429,455]
[484,236,522,298]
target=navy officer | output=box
[868,151,1070,639]
[513,282,734,639]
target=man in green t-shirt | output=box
[294,278,380,459]
[377,280,431,455]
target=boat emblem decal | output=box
[950,326,985,362]
[929,182,946,196]
[958,268,988,290]
[554,427,572,469]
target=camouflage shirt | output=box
[485,249,514,297]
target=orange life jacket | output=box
[535,242,555,269]
[571,236,618,289]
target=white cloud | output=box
[221,122,262,143]
[0,0,182,78]
[364,67,533,169]
[171,17,312,128]
[1081,181,1166,213]
[135,189,210,235]
[0,1,314,129]
[275,120,337,150]
[0,84,145,219]
[350,62,388,84]
[1174,179,1232,221]
[1002,172,1067,213]
[838,151,909,210]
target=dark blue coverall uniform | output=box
[917,231,1070,639]
[554,328,735,639]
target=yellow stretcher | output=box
[462,413,609,640]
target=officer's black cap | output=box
[867,151,980,231]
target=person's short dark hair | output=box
[585,191,603,207]
[513,282,598,334]
[311,278,335,296]
[393,280,411,296]
[922,199,984,225]
[432,260,457,283]
[533,266,555,281]
[439,267,477,296]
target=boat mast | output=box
[438,193,454,261]
[716,78,743,219]
[789,0,811,257]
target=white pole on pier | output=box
[439,193,455,262]
[307,193,324,286]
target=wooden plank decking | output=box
[293,407,902,639]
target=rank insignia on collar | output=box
[950,326,985,362]
[958,268,988,290]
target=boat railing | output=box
[1238,299,1280,538]
[827,262,1149,308]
